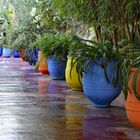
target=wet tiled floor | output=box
[0,57,139,140]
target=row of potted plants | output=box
[30,32,82,90]
[27,29,140,128]
[49,0,140,128]
[0,0,140,129]
[0,47,20,58]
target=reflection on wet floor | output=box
[0,57,139,140]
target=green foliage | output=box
[32,32,70,59]
[34,0,69,32]
[0,1,14,47]
[12,0,36,27]
[118,46,140,100]
[69,35,120,84]
[9,25,38,50]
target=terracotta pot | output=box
[65,57,82,90]
[125,68,140,128]
[38,51,49,74]
[19,50,25,61]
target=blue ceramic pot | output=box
[0,47,3,56]
[24,49,38,65]
[13,48,20,58]
[34,48,40,62]
[82,59,121,108]
[30,50,38,65]
[48,55,67,80]
[3,48,12,58]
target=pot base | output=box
[52,76,65,80]
[125,92,140,128]
[72,87,83,91]
[94,104,110,108]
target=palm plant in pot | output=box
[69,34,122,108]
[120,45,140,128]
[32,32,70,79]
[0,31,12,58]
[106,0,140,128]
[9,27,28,60]
[10,23,41,62]
[0,14,12,58]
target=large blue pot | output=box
[82,59,121,108]
[13,48,20,58]
[0,47,3,56]
[3,48,12,58]
[48,55,67,80]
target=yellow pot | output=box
[65,57,82,90]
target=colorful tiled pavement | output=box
[0,57,139,140]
